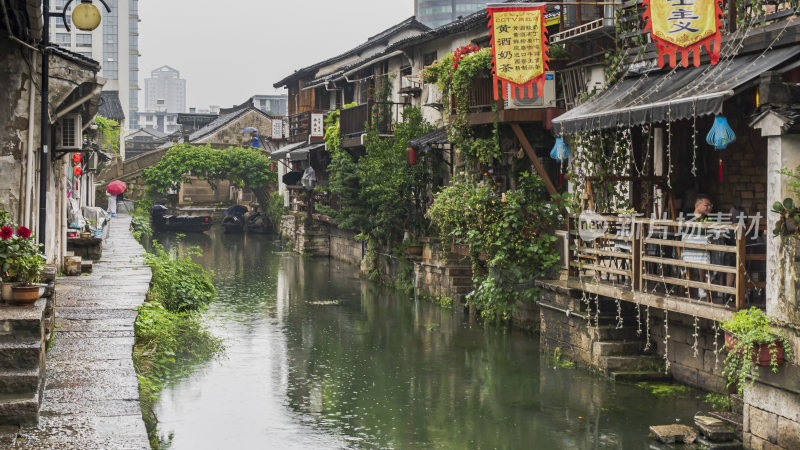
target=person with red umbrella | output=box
[106,180,126,217]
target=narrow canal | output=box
[151,227,704,449]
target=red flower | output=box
[0,227,12,240]
[16,226,31,239]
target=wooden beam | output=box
[510,123,557,195]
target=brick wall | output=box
[706,117,768,216]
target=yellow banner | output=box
[649,0,717,48]
[491,9,544,86]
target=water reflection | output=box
[154,227,702,449]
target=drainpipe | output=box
[24,51,36,227]
[39,0,50,248]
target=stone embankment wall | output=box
[330,227,363,265]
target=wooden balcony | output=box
[448,76,566,126]
[287,109,327,144]
[550,214,767,322]
[339,101,408,148]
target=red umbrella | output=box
[106,180,127,195]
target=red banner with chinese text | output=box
[644,0,724,68]
[487,4,549,100]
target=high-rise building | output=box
[252,94,288,116]
[145,66,187,113]
[414,0,485,28]
[50,0,141,130]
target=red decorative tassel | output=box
[718,159,722,182]
[559,172,563,187]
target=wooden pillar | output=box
[736,230,746,310]
[510,123,557,195]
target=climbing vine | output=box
[95,115,120,155]
[423,47,500,164]
[428,172,565,321]
[143,144,277,209]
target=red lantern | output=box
[73,166,82,177]
[72,153,82,164]
[408,147,418,166]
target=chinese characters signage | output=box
[487,3,549,100]
[644,0,723,68]
[310,113,324,138]
[271,119,284,140]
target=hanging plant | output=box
[721,307,793,395]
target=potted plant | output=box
[3,226,45,304]
[721,307,793,394]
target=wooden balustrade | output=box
[567,214,766,311]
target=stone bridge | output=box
[96,147,170,202]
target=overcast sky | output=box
[138,1,414,110]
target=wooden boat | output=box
[151,205,212,232]
[222,205,248,234]
[246,212,273,234]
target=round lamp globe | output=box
[72,2,101,31]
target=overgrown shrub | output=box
[144,242,216,312]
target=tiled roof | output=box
[274,17,430,88]
[98,91,125,121]
[188,106,272,142]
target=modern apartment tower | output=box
[145,66,187,113]
[50,0,141,130]
[414,0,486,28]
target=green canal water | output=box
[153,227,705,449]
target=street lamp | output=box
[72,0,103,31]
[38,0,111,248]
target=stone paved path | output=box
[15,214,151,449]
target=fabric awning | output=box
[288,143,326,161]
[552,46,800,135]
[269,141,306,160]
[408,128,449,154]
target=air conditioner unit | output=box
[504,72,556,109]
[425,83,441,105]
[56,114,82,150]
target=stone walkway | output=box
[14,214,151,449]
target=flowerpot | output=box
[80,232,91,238]
[724,332,785,366]
[1,282,20,302]
[92,229,103,238]
[10,285,40,305]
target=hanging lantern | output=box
[705,116,736,150]
[549,137,571,162]
[408,147,418,166]
[73,166,82,177]
[72,153,82,164]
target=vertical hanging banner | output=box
[487,3,549,100]
[643,0,724,68]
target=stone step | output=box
[593,340,643,356]
[600,354,663,372]
[81,260,93,274]
[706,411,744,434]
[0,340,43,370]
[695,415,737,443]
[0,393,39,426]
[0,425,19,447]
[450,276,473,287]
[0,302,46,342]
[0,368,40,395]
[445,267,472,277]
[593,325,640,341]
[609,370,672,382]
[694,436,743,449]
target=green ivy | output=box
[95,115,120,156]
[144,144,277,210]
[428,172,565,321]
[423,48,500,164]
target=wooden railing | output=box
[451,77,496,114]
[287,110,327,144]
[339,101,408,138]
[568,214,766,311]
